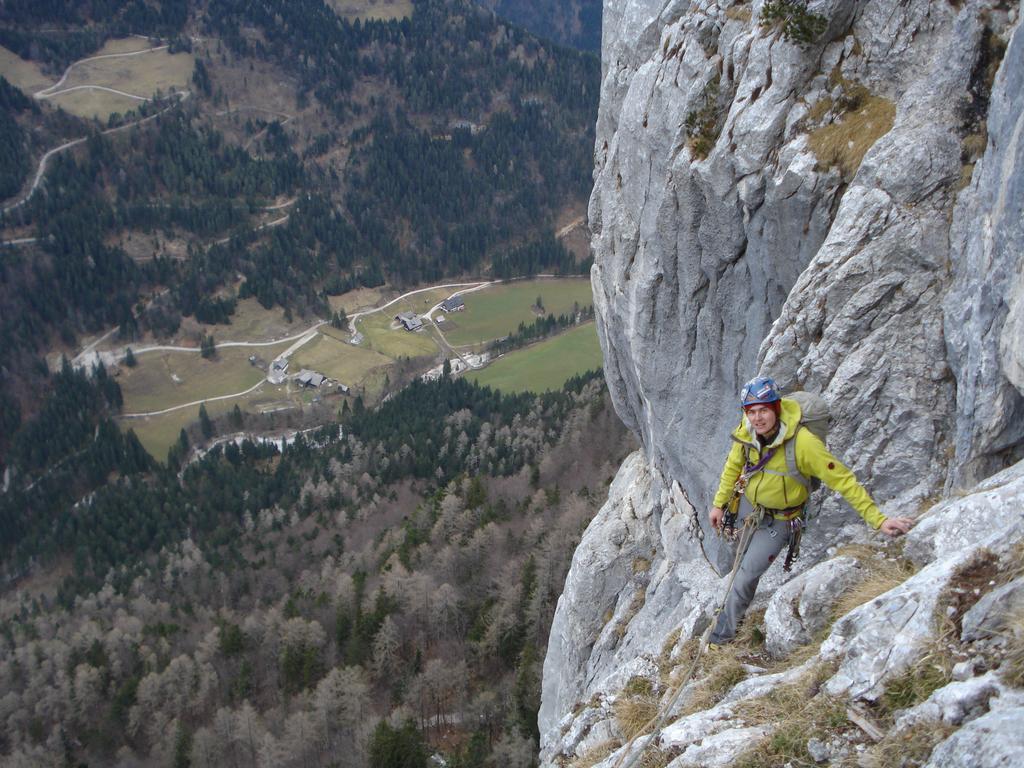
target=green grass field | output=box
[466,322,603,394]
[119,343,290,413]
[120,382,295,460]
[440,278,594,347]
[289,334,392,386]
[355,288,450,359]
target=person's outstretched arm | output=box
[795,429,913,536]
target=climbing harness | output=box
[610,508,765,768]
[688,445,776,574]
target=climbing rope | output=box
[610,508,763,768]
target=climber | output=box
[706,376,913,646]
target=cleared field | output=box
[466,322,603,394]
[92,37,155,55]
[205,298,305,343]
[46,88,143,119]
[121,382,294,460]
[359,312,440,359]
[441,278,594,347]
[119,342,290,413]
[328,286,385,314]
[355,287,451,359]
[0,46,51,94]
[289,334,391,386]
[329,0,413,21]
[47,48,193,119]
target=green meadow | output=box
[440,278,593,347]
[466,321,603,393]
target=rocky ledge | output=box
[541,0,1024,765]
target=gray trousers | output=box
[709,498,792,644]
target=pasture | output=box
[0,45,51,94]
[289,334,392,386]
[45,44,194,119]
[118,342,290,414]
[196,298,306,344]
[328,0,413,21]
[44,88,143,119]
[328,286,385,314]
[440,278,594,347]
[355,287,451,359]
[120,382,292,460]
[466,322,603,394]
[358,312,440,359]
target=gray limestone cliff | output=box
[541,0,1024,764]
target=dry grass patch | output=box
[808,94,895,177]
[877,636,955,718]
[859,721,956,768]
[938,548,1000,634]
[614,586,648,639]
[46,88,144,119]
[726,5,753,22]
[679,649,748,715]
[1002,607,1024,687]
[328,0,412,21]
[807,96,833,123]
[830,544,916,622]
[0,45,51,94]
[570,739,620,768]
[734,607,767,652]
[731,662,848,768]
[614,692,660,741]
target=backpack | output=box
[783,390,830,498]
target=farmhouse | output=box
[395,311,423,331]
[296,369,326,388]
[440,295,465,313]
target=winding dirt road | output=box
[1,42,189,214]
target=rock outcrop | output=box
[541,0,1024,764]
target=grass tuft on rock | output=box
[860,721,957,768]
[680,649,748,715]
[808,94,895,178]
[1001,607,1024,688]
[731,662,846,768]
[570,739,620,768]
[614,692,660,741]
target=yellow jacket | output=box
[712,398,885,529]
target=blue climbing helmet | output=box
[739,376,781,407]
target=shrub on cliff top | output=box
[760,0,828,45]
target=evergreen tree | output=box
[368,720,428,768]
[199,403,214,439]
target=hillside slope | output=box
[541,0,1023,765]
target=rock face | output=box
[943,15,1024,487]
[541,0,1024,764]
[763,555,863,657]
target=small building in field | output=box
[441,295,465,313]
[296,369,326,388]
[396,311,423,331]
[337,383,350,395]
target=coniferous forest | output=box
[0,1,617,765]
[0,0,598,425]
